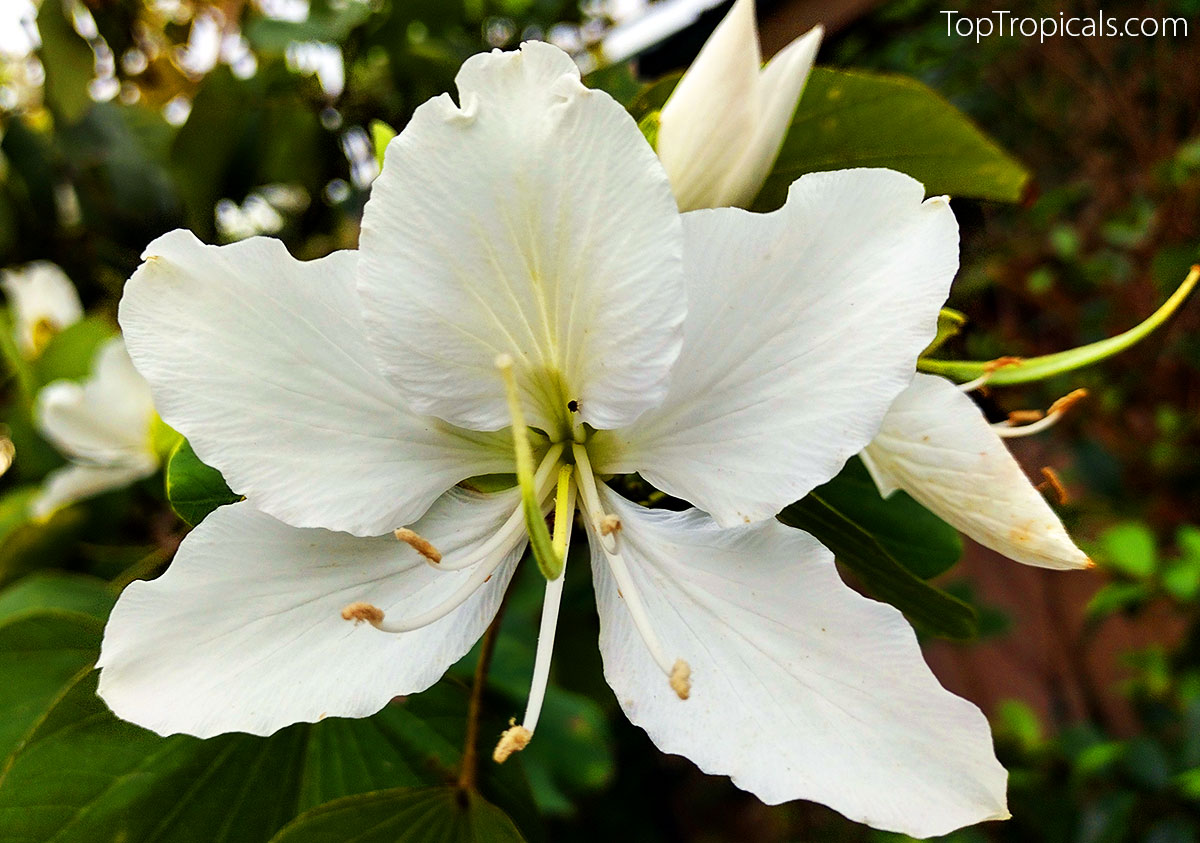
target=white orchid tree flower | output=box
[99,43,1008,837]
[861,373,1091,569]
[656,0,822,211]
[2,261,84,357]
[33,337,159,519]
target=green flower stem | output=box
[496,354,563,580]
[919,265,1199,385]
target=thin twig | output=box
[457,598,508,792]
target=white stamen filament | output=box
[576,477,688,699]
[571,443,616,553]
[520,479,577,736]
[434,443,564,571]
[956,373,993,393]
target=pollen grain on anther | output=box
[600,514,621,536]
[670,659,692,700]
[394,527,442,564]
[492,721,532,763]
[341,601,384,625]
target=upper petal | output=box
[36,338,156,465]
[590,169,957,526]
[657,0,761,211]
[97,489,525,738]
[120,230,513,537]
[358,41,685,434]
[861,373,1090,570]
[587,486,1008,837]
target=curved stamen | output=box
[572,443,617,554]
[576,478,691,701]
[434,443,564,572]
[495,477,578,764]
[994,388,1088,439]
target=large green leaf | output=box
[0,608,536,842]
[30,318,116,388]
[812,458,963,579]
[0,572,114,622]
[164,438,239,526]
[269,787,526,843]
[755,67,1029,210]
[36,0,95,124]
[780,494,977,640]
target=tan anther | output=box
[492,722,532,763]
[600,514,621,536]
[669,659,692,700]
[1007,409,1044,425]
[394,528,442,564]
[341,602,384,625]
[984,355,1024,373]
[1049,388,1088,417]
[1037,466,1068,505]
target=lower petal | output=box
[862,374,1090,570]
[97,489,525,738]
[588,486,1008,837]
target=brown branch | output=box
[457,598,508,792]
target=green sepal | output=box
[920,267,1199,385]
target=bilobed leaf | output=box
[755,67,1028,210]
[780,494,977,640]
[812,457,963,579]
[165,438,239,526]
[269,787,526,843]
[0,609,536,842]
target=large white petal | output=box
[657,0,761,212]
[35,338,156,465]
[861,374,1090,570]
[97,489,525,738]
[590,169,957,527]
[32,461,156,520]
[588,486,1008,837]
[120,230,512,537]
[358,41,684,435]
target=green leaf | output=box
[780,493,977,639]
[920,266,1199,385]
[0,572,114,622]
[809,457,962,579]
[165,438,239,526]
[756,67,1029,210]
[0,611,536,842]
[1086,582,1150,619]
[36,0,96,123]
[1098,522,1158,579]
[0,610,102,766]
[269,787,526,843]
[370,120,397,168]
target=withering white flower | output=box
[2,261,83,357]
[33,337,159,519]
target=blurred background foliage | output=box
[1,0,1199,841]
